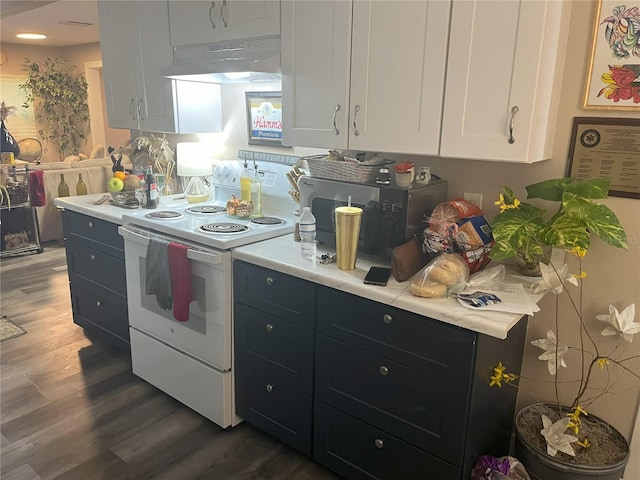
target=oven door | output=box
[119,226,232,371]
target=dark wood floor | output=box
[0,243,341,480]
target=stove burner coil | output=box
[250,216,285,226]
[145,210,183,219]
[198,222,250,234]
[185,205,226,215]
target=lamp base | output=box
[184,176,210,204]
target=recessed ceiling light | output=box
[16,33,47,40]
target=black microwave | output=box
[298,176,448,258]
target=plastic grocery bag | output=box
[471,455,531,480]
[409,253,469,298]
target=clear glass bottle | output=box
[299,206,316,261]
[250,165,262,217]
[144,165,158,209]
[76,173,87,195]
[240,160,252,202]
[57,173,69,197]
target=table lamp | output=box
[176,143,212,204]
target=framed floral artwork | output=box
[582,0,640,110]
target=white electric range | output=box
[118,154,300,428]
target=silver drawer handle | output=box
[96,300,101,307]
[266,277,274,286]
[266,384,273,393]
[379,366,389,376]
[221,0,228,28]
[90,254,95,261]
[383,314,392,324]
[266,324,273,333]
[209,1,216,29]
[375,438,384,449]
[508,106,519,144]
[88,221,93,228]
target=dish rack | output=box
[304,155,380,183]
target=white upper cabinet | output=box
[98,1,177,132]
[168,1,280,47]
[440,0,571,162]
[282,0,450,155]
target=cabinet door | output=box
[281,0,352,149]
[169,1,280,47]
[168,1,221,46]
[440,0,570,162]
[221,0,280,41]
[98,1,139,129]
[135,1,177,133]
[348,0,450,155]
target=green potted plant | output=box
[19,57,90,161]
[485,177,636,479]
[489,177,626,275]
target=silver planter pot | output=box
[514,404,630,480]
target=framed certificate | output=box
[567,117,640,199]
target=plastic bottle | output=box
[144,165,158,209]
[57,173,69,197]
[299,206,316,261]
[250,164,262,216]
[76,173,87,195]
[240,160,252,202]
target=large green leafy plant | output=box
[489,177,627,272]
[20,57,90,160]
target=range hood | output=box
[162,36,281,84]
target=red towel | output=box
[168,242,192,322]
[29,170,46,207]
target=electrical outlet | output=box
[464,192,483,209]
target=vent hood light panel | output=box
[162,36,281,84]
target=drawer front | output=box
[313,401,459,480]
[315,334,468,465]
[233,261,316,328]
[235,303,314,393]
[62,210,124,258]
[317,287,475,385]
[66,241,126,295]
[235,361,313,456]
[70,281,129,342]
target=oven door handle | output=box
[119,226,225,266]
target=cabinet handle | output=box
[352,105,360,136]
[138,100,144,121]
[374,438,384,449]
[209,2,217,29]
[508,106,519,144]
[221,0,228,28]
[96,300,102,307]
[383,314,392,324]
[88,221,93,228]
[129,99,136,120]
[332,105,341,135]
[266,276,274,286]
[266,323,273,333]
[90,254,95,261]
[266,384,274,393]
[379,366,389,376]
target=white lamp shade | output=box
[176,142,213,176]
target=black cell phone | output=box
[364,267,391,286]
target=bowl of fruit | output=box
[108,171,143,207]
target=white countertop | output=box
[232,235,549,340]
[54,196,544,339]
[53,193,130,224]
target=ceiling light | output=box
[16,33,47,40]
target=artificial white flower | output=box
[540,415,577,457]
[596,303,639,343]
[531,330,568,375]
[531,263,578,295]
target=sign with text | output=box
[245,92,283,146]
